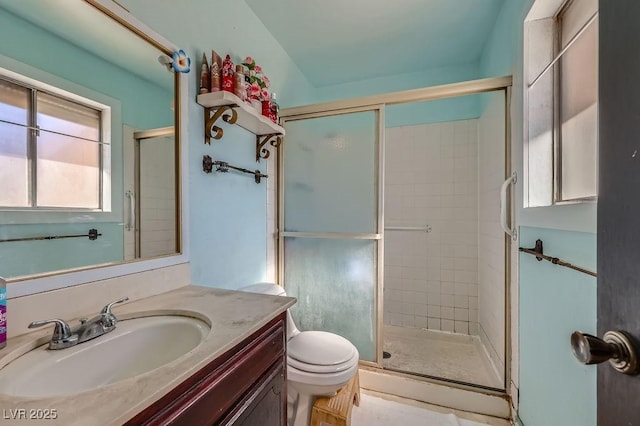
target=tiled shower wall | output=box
[384,120,479,334]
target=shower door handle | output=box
[500,172,517,241]
[125,190,135,231]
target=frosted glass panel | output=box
[37,132,100,208]
[37,92,101,142]
[0,79,28,125]
[284,238,377,362]
[0,121,28,207]
[284,111,377,233]
[560,18,598,201]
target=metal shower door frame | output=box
[278,76,514,389]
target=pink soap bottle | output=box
[0,276,6,349]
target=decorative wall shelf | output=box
[197,91,284,162]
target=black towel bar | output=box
[0,228,101,243]
[519,239,597,277]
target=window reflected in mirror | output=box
[0,0,180,280]
[1,77,107,210]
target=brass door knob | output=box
[571,330,639,375]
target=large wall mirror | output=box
[0,0,184,287]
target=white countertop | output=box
[0,285,296,425]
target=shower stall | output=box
[381,90,509,390]
[123,126,177,260]
[277,77,513,395]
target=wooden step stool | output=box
[310,371,360,426]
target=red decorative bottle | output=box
[262,94,271,118]
[221,55,234,93]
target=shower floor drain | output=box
[383,351,391,359]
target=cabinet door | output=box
[221,363,286,426]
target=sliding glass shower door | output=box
[279,107,383,363]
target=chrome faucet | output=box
[28,297,129,350]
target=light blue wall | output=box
[479,1,597,425]
[519,227,596,426]
[119,0,316,289]
[0,7,172,278]
[480,0,532,78]
[315,63,485,127]
[0,223,123,277]
[0,8,172,133]
[314,63,481,103]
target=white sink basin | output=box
[0,315,210,397]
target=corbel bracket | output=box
[204,105,238,144]
[256,133,283,162]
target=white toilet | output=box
[240,283,359,426]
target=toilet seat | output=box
[287,331,358,374]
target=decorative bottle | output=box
[247,70,260,111]
[0,276,6,349]
[199,53,210,94]
[210,50,222,92]
[269,92,279,123]
[234,64,246,101]
[244,69,252,105]
[261,92,271,118]
[221,55,235,93]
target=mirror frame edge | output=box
[6,0,190,299]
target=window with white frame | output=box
[0,75,110,210]
[524,0,598,207]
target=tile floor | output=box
[351,390,510,426]
[383,325,502,388]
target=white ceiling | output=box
[244,0,506,87]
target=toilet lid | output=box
[287,331,357,370]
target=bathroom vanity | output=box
[127,312,287,425]
[0,286,295,425]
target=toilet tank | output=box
[239,283,299,339]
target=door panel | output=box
[138,135,176,258]
[280,108,381,364]
[283,111,377,234]
[598,1,640,423]
[284,237,377,361]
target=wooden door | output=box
[598,0,640,423]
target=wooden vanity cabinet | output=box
[125,313,287,426]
